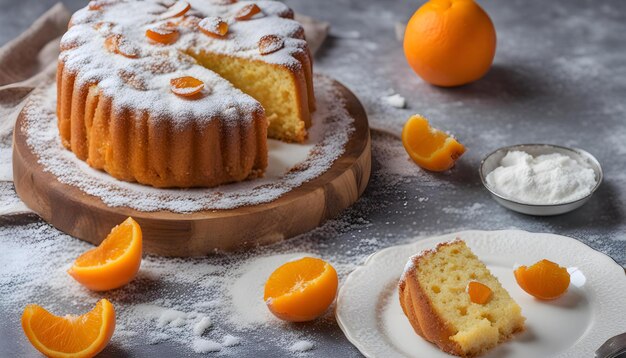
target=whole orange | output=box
[404,0,496,87]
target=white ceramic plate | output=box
[336,230,626,358]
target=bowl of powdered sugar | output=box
[479,144,603,216]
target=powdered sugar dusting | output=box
[0,222,337,355]
[192,338,222,353]
[289,340,314,352]
[21,75,354,212]
[61,0,307,123]
[197,16,225,36]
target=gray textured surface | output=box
[1,0,625,357]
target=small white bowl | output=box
[479,144,603,216]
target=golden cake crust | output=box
[57,60,267,188]
[399,241,465,356]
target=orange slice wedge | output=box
[401,114,465,172]
[22,299,115,358]
[264,257,338,322]
[68,217,142,291]
[514,259,570,300]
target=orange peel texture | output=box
[404,0,496,87]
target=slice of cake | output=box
[398,239,525,357]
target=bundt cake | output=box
[58,0,315,188]
[398,239,525,357]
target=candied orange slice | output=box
[22,299,115,358]
[514,259,570,300]
[467,281,492,304]
[264,257,338,322]
[258,34,284,55]
[401,114,465,172]
[235,4,262,21]
[68,217,142,291]
[146,24,180,45]
[198,16,229,37]
[159,1,191,19]
[170,76,205,97]
[104,35,139,58]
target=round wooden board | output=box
[12,79,371,256]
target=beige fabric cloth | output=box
[0,3,329,215]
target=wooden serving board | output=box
[12,80,371,256]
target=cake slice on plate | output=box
[398,239,525,357]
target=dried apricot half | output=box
[467,281,492,304]
[258,34,284,55]
[146,24,180,45]
[198,16,229,37]
[170,76,205,97]
[514,259,570,300]
[235,4,262,21]
[159,1,191,19]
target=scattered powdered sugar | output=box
[221,334,241,347]
[193,338,222,353]
[289,340,315,352]
[193,316,213,336]
[0,221,331,355]
[381,93,406,109]
[0,182,31,215]
[21,75,354,212]
[0,146,12,181]
[485,151,597,205]
[442,203,486,217]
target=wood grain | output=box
[12,79,371,256]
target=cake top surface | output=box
[60,0,309,124]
